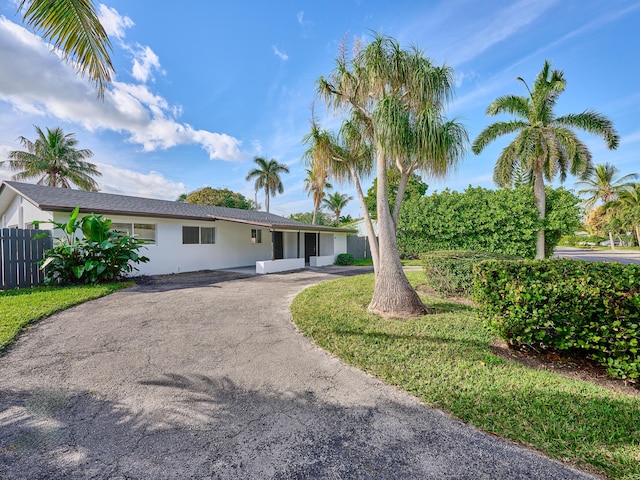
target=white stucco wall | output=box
[1,195,51,228]
[319,233,334,256]
[334,233,347,255]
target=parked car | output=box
[599,239,624,247]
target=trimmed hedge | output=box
[421,250,520,297]
[335,253,355,266]
[473,259,640,380]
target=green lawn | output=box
[291,271,640,480]
[0,283,132,352]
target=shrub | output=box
[36,207,149,285]
[421,250,520,297]
[335,253,355,266]
[474,259,640,380]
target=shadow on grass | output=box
[0,373,599,480]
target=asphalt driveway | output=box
[0,267,597,479]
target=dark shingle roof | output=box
[1,181,354,233]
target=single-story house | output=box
[0,181,355,275]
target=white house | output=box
[0,181,354,275]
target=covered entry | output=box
[304,232,317,262]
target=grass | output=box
[291,271,640,480]
[0,282,132,352]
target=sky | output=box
[0,0,639,219]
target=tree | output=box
[610,183,640,245]
[17,0,114,98]
[303,168,332,224]
[314,34,467,317]
[472,60,619,259]
[184,187,257,210]
[322,192,353,225]
[289,211,332,225]
[4,126,101,191]
[245,157,289,213]
[575,163,637,249]
[364,169,428,219]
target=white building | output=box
[0,181,353,275]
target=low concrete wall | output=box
[309,255,335,267]
[256,258,305,274]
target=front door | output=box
[273,231,284,260]
[304,232,316,262]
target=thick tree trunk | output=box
[368,146,427,318]
[533,168,546,259]
[609,231,615,251]
[635,226,640,247]
[348,164,379,270]
[265,188,270,213]
[392,169,410,233]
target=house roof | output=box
[0,181,355,233]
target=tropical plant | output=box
[5,126,101,190]
[311,34,468,318]
[184,186,257,210]
[18,0,114,98]
[245,157,289,213]
[322,192,353,225]
[303,168,332,224]
[618,183,640,244]
[34,207,149,285]
[472,60,619,258]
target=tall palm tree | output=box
[316,34,467,317]
[618,183,640,245]
[575,163,638,210]
[245,157,289,213]
[5,126,101,191]
[472,60,619,259]
[18,0,114,98]
[323,192,353,224]
[303,168,331,224]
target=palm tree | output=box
[618,183,640,245]
[303,168,332,224]
[18,0,114,98]
[245,157,289,213]
[472,60,619,259]
[5,126,101,191]
[575,163,638,210]
[323,192,353,225]
[315,34,467,317]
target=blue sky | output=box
[0,0,639,218]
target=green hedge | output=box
[421,250,520,297]
[473,259,640,380]
[335,253,355,266]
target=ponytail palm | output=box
[472,60,619,258]
[6,126,101,190]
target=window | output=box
[251,228,262,244]
[111,222,156,244]
[182,226,216,245]
[182,226,199,244]
[201,227,215,244]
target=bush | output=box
[421,250,520,297]
[474,259,640,380]
[335,253,355,266]
[36,207,149,285]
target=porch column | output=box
[271,230,275,261]
[297,232,300,258]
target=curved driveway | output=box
[0,268,596,479]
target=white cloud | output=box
[297,11,304,25]
[97,4,134,41]
[95,162,185,200]
[272,46,289,61]
[0,17,244,162]
[130,44,163,83]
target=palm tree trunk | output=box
[533,168,546,259]
[392,168,410,233]
[368,145,427,318]
[264,187,270,213]
[608,231,615,251]
[348,164,379,270]
[635,226,640,246]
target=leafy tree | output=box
[245,156,289,213]
[364,169,428,219]
[472,60,619,258]
[5,126,101,190]
[303,168,332,224]
[176,193,187,202]
[289,211,332,225]
[397,186,580,259]
[17,0,114,98]
[323,192,353,225]
[184,186,257,210]
[313,34,467,317]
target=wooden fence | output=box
[1,229,53,290]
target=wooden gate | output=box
[1,229,52,289]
